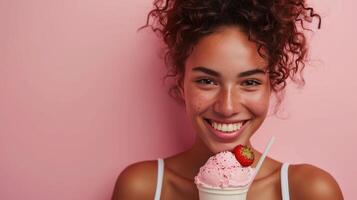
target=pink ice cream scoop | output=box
[194,151,254,189]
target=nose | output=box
[213,86,241,117]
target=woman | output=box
[112,0,343,199]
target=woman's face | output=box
[180,26,271,153]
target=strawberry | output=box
[233,144,254,167]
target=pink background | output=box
[0,0,355,199]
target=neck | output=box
[188,139,212,169]
[172,138,213,181]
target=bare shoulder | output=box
[289,164,343,200]
[111,160,158,200]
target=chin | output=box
[201,131,253,154]
[205,140,238,154]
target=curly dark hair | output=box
[143,0,321,103]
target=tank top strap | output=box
[154,159,164,200]
[280,163,290,200]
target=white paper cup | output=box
[197,185,248,200]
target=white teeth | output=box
[237,123,242,129]
[212,122,216,128]
[222,124,228,132]
[210,120,244,133]
[228,124,233,132]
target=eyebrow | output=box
[192,66,220,77]
[238,69,266,77]
[192,66,266,78]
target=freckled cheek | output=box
[241,92,270,116]
[185,88,215,114]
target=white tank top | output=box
[154,159,290,200]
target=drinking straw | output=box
[248,136,275,187]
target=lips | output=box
[204,118,248,140]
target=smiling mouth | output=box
[204,119,248,133]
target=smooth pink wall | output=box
[0,0,355,199]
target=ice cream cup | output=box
[197,185,249,200]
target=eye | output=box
[195,78,217,86]
[241,79,261,87]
